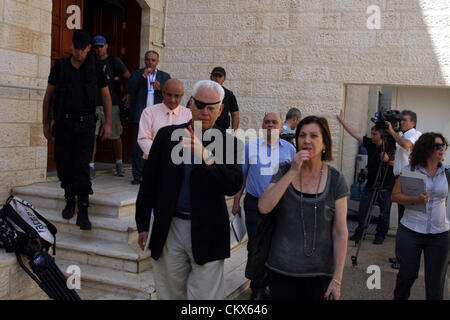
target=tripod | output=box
[351,130,392,267]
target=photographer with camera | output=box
[385,110,422,269]
[337,111,395,245]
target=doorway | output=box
[48,0,142,170]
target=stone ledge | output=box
[56,233,150,262]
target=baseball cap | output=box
[211,66,226,77]
[92,35,107,47]
[72,30,91,50]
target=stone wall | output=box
[138,0,167,66]
[0,0,51,203]
[0,252,48,299]
[161,0,450,169]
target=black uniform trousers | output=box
[54,116,95,200]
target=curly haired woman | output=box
[391,132,450,300]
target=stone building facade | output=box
[1,0,450,300]
[1,0,450,204]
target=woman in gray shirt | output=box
[258,116,349,300]
[391,132,449,300]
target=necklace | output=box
[299,162,324,257]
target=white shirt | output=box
[400,165,450,234]
[393,128,422,176]
[146,70,157,107]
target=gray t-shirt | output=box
[266,161,349,277]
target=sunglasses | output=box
[434,143,447,150]
[190,96,221,110]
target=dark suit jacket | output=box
[126,68,171,124]
[135,122,243,265]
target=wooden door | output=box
[83,0,142,163]
[49,0,84,171]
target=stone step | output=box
[54,233,152,274]
[13,182,137,218]
[53,219,246,274]
[13,183,236,219]
[39,208,138,244]
[57,238,249,300]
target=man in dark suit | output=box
[126,50,171,184]
[135,80,243,300]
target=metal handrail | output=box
[0,82,46,91]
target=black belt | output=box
[173,212,190,220]
[64,113,95,122]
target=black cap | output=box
[72,30,91,50]
[211,66,226,77]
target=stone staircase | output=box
[12,170,249,300]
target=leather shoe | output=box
[250,288,270,300]
[62,199,75,220]
[76,204,91,230]
[131,179,141,185]
[391,262,401,269]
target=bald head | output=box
[162,79,184,110]
[263,112,282,127]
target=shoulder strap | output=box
[445,168,450,189]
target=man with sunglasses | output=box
[135,80,243,299]
[210,67,240,132]
[127,51,171,184]
[90,35,131,178]
[386,110,422,269]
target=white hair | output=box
[192,80,225,104]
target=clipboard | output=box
[230,213,247,243]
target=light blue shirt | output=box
[243,138,296,198]
[281,123,294,134]
[400,164,450,234]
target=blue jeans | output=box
[354,186,392,240]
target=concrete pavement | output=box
[234,232,449,300]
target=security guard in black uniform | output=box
[42,30,112,230]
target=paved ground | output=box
[234,228,449,300]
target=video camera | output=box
[371,109,402,132]
[280,132,296,146]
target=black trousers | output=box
[394,224,449,300]
[394,204,406,260]
[243,193,267,291]
[54,117,95,198]
[268,269,331,300]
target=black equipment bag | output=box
[0,196,81,300]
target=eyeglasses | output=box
[190,96,221,110]
[93,45,104,49]
[433,143,447,150]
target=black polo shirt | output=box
[363,136,395,190]
[96,55,127,106]
[48,55,107,114]
[214,86,239,131]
